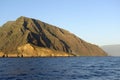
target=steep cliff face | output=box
[0,16,107,57]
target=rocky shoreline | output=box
[0,44,74,57]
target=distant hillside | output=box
[101,45,120,56]
[0,16,107,57]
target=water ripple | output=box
[0,57,120,80]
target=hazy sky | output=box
[0,0,120,46]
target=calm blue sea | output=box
[0,57,120,80]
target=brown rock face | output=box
[17,44,73,57]
[0,16,107,57]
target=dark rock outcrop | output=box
[0,16,107,57]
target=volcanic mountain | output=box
[0,16,107,57]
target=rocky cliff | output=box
[0,16,107,57]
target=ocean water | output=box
[0,57,120,80]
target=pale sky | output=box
[0,0,120,46]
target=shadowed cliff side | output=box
[0,16,107,57]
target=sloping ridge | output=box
[101,45,120,56]
[0,16,107,57]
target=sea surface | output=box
[0,57,120,80]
